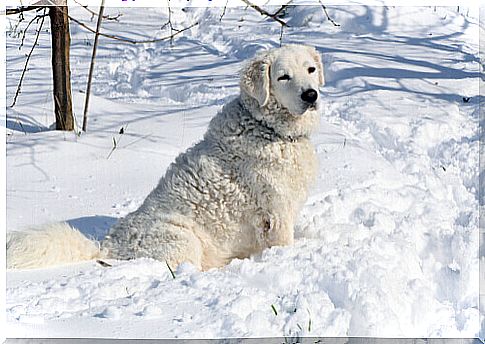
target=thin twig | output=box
[159,3,184,45]
[19,12,48,50]
[166,0,176,46]
[7,12,25,39]
[220,0,229,21]
[82,0,105,132]
[239,0,289,27]
[317,0,340,27]
[274,1,292,45]
[279,25,284,47]
[68,15,199,44]
[73,0,122,21]
[11,9,46,108]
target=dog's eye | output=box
[308,67,316,74]
[277,74,291,81]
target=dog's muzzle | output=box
[301,89,318,104]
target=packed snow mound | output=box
[5,4,481,338]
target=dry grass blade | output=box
[96,260,112,267]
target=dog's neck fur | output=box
[239,91,319,142]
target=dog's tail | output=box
[7,223,107,270]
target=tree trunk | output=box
[49,3,74,131]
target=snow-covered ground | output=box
[4,4,481,339]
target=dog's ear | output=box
[240,56,270,107]
[306,46,325,87]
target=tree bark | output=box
[49,3,74,131]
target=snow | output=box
[4,4,481,339]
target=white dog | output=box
[7,44,324,271]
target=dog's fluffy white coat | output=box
[7,44,323,270]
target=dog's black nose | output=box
[301,89,318,103]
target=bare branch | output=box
[6,6,43,16]
[165,0,175,46]
[239,0,289,27]
[73,0,122,21]
[273,0,293,18]
[82,0,105,132]
[68,14,199,44]
[19,13,48,50]
[317,0,340,27]
[11,9,46,108]
[157,2,187,47]
[5,0,58,15]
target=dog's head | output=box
[240,44,324,116]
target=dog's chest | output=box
[261,139,317,194]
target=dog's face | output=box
[240,45,325,116]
